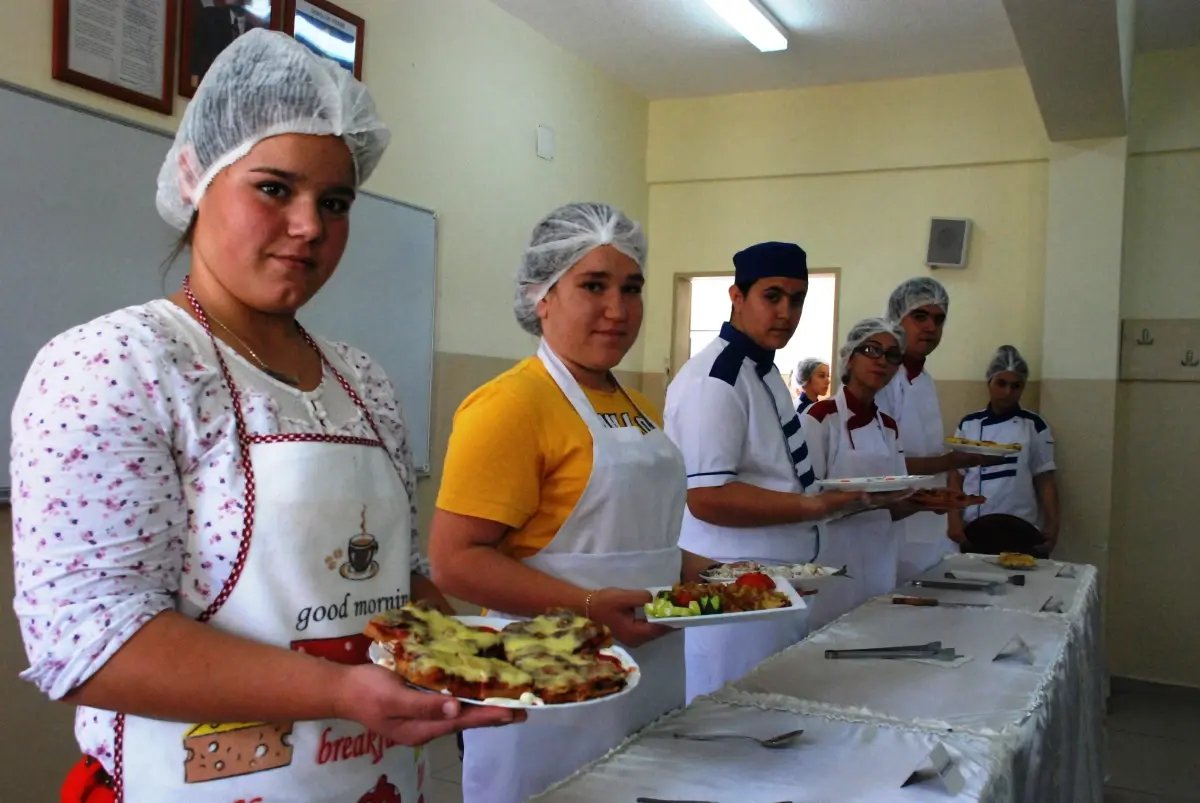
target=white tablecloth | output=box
[530,697,1012,803]
[722,599,1072,736]
[902,555,1096,618]
[528,558,1103,803]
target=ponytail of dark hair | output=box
[159,212,198,291]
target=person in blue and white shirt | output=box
[665,241,866,701]
[947,345,1060,556]
[877,278,1003,582]
[794,357,830,415]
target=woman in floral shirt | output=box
[10,30,516,803]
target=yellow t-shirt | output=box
[436,356,662,560]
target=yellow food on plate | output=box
[998,552,1037,569]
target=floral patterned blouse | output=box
[9,299,426,765]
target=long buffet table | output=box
[532,556,1103,803]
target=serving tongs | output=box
[945,570,1026,587]
[824,641,960,660]
[911,577,1004,594]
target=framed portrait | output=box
[178,0,284,98]
[283,0,365,79]
[52,0,177,114]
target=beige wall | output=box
[0,0,651,797]
[642,69,1051,382]
[1107,45,1200,688]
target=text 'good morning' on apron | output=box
[114,285,424,803]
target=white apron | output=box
[115,295,422,803]
[808,390,903,630]
[894,371,955,582]
[461,341,687,803]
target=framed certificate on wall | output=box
[283,0,365,79]
[178,0,284,98]
[52,0,177,114]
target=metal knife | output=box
[892,595,991,608]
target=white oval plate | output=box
[813,475,934,492]
[699,561,849,592]
[368,615,640,710]
[644,577,808,628]
[947,442,1021,457]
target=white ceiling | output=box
[489,0,1200,99]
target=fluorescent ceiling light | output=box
[703,0,788,52]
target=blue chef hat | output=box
[733,241,808,284]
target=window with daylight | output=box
[686,272,838,396]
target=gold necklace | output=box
[208,314,301,387]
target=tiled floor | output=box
[1105,685,1200,802]
[420,686,1200,802]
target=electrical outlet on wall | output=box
[536,125,555,160]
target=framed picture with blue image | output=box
[282,0,364,79]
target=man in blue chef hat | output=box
[664,241,867,701]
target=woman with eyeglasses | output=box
[801,318,929,624]
[947,346,1059,556]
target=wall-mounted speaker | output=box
[926,217,972,269]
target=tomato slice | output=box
[733,572,775,590]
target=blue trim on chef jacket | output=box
[960,406,1049,434]
[981,469,1019,481]
[707,322,816,491]
[797,466,816,488]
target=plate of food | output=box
[366,603,640,709]
[984,552,1040,571]
[700,560,850,592]
[909,487,987,511]
[945,437,1022,456]
[643,573,807,627]
[813,475,934,493]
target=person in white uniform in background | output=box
[430,203,717,803]
[802,318,931,627]
[665,241,867,702]
[877,277,1004,583]
[794,357,831,415]
[10,31,516,803]
[948,345,1060,556]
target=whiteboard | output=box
[0,81,436,501]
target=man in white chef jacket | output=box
[877,277,1004,583]
[665,241,865,702]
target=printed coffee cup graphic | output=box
[341,506,380,581]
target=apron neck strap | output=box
[536,340,652,429]
[182,277,388,450]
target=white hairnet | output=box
[514,202,647,335]
[987,345,1029,381]
[884,277,950,323]
[838,317,907,381]
[795,358,826,385]
[156,29,391,230]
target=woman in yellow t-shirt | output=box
[430,202,715,803]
